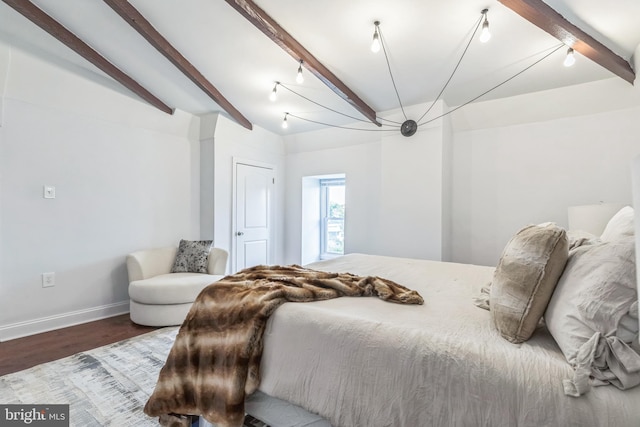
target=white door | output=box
[234,162,274,271]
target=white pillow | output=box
[544,237,640,396]
[566,229,600,250]
[600,206,635,242]
[617,301,639,351]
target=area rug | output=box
[0,327,268,427]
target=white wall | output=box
[378,121,447,260]
[284,102,450,265]
[284,78,640,269]
[200,113,286,272]
[451,92,640,266]
[0,42,9,125]
[441,113,453,261]
[300,176,321,265]
[285,138,381,264]
[0,43,200,340]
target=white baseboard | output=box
[0,301,130,342]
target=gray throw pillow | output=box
[490,223,569,344]
[171,240,213,274]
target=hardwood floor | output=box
[0,314,158,376]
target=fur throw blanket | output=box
[144,264,424,427]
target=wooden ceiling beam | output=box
[104,0,253,130]
[1,0,174,114]
[499,0,635,84]
[223,0,381,127]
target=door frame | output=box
[231,157,276,272]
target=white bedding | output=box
[257,254,640,427]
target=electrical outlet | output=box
[42,272,55,288]
[43,185,56,199]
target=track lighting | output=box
[296,60,304,84]
[479,9,491,43]
[269,82,278,101]
[274,8,558,136]
[371,21,381,53]
[563,48,575,67]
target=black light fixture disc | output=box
[400,119,418,137]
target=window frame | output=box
[319,178,345,259]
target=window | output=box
[320,178,345,257]
[301,174,346,264]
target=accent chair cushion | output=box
[171,239,213,273]
[129,273,224,305]
[490,223,569,344]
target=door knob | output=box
[236,231,244,236]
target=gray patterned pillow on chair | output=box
[171,239,213,273]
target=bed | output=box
[148,211,640,427]
[249,253,640,427]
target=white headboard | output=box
[568,203,626,235]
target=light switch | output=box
[42,272,55,288]
[43,185,56,199]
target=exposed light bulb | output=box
[282,114,289,129]
[296,60,304,84]
[479,10,491,43]
[269,83,278,102]
[371,21,381,53]
[479,22,491,43]
[563,48,575,67]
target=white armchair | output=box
[126,246,228,326]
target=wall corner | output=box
[199,113,219,240]
[0,41,11,127]
[632,155,640,342]
[199,112,220,141]
[633,42,640,88]
[440,102,453,262]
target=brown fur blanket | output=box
[144,264,424,427]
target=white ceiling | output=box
[0,0,638,135]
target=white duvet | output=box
[258,254,640,427]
